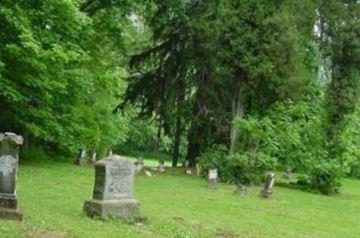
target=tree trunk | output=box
[185,125,201,168]
[185,71,210,167]
[172,117,182,167]
[230,86,245,152]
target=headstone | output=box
[196,164,201,177]
[283,168,292,179]
[234,184,248,196]
[185,169,192,175]
[84,155,140,218]
[134,157,144,172]
[89,151,97,164]
[0,132,23,220]
[144,170,152,177]
[158,161,165,173]
[74,149,86,166]
[208,169,218,189]
[260,173,275,198]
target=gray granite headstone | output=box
[84,155,140,218]
[0,132,23,220]
[208,169,218,189]
[260,173,275,198]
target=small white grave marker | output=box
[144,170,152,177]
[208,169,218,189]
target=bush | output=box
[199,146,276,186]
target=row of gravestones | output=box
[0,132,276,221]
[135,159,276,199]
[74,149,113,166]
[205,168,276,198]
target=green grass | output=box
[0,157,359,238]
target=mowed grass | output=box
[0,157,359,238]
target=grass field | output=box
[0,156,359,238]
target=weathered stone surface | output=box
[84,199,139,218]
[0,133,23,147]
[260,173,275,198]
[0,194,18,209]
[0,132,23,220]
[208,169,218,189]
[84,155,140,218]
[0,207,23,220]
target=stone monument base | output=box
[0,194,22,220]
[84,199,139,218]
[260,189,272,199]
[0,207,23,220]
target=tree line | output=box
[0,0,359,194]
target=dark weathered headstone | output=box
[0,132,23,220]
[84,155,140,218]
[260,173,275,199]
[134,157,144,172]
[208,169,218,189]
[74,149,86,166]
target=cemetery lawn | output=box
[1,158,359,238]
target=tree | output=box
[315,0,360,193]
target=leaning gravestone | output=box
[84,155,140,218]
[144,170,152,177]
[208,169,218,189]
[0,132,23,220]
[74,149,86,166]
[260,173,275,198]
